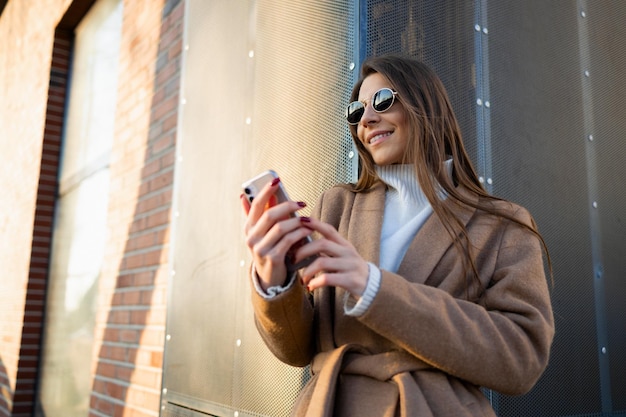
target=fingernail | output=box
[297,201,307,208]
[300,216,311,223]
[271,177,281,186]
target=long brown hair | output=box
[348,55,551,298]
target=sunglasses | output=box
[345,88,398,125]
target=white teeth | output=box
[370,132,391,144]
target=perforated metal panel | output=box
[485,2,599,414]
[484,1,626,416]
[164,1,626,416]
[365,0,478,165]
[163,1,356,416]
[363,1,626,415]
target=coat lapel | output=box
[346,182,386,266]
[396,188,478,283]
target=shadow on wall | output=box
[88,0,182,415]
[0,355,11,415]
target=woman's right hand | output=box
[240,177,313,291]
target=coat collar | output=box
[348,181,478,284]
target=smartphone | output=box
[242,170,317,272]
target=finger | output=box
[249,200,307,240]
[300,254,346,280]
[299,216,345,244]
[293,236,342,264]
[252,224,314,268]
[304,268,367,296]
[240,193,251,215]
[247,176,282,221]
[253,217,311,255]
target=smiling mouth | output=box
[369,132,392,145]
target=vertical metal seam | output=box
[479,0,492,194]
[351,0,363,182]
[474,0,493,194]
[576,0,612,411]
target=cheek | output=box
[356,126,366,144]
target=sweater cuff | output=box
[344,262,381,316]
[251,263,297,299]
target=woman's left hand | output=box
[294,217,369,297]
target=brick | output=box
[122,290,142,306]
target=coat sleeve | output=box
[357,207,555,395]
[250,272,315,367]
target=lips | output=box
[367,131,392,145]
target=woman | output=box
[241,55,554,416]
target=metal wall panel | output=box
[486,1,600,415]
[586,3,626,411]
[163,0,356,416]
[364,1,626,415]
[364,0,478,167]
[485,1,626,416]
[164,1,626,416]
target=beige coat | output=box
[251,182,554,417]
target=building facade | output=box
[1,1,625,417]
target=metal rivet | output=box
[245,117,252,125]
[240,260,245,267]
[592,201,598,208]
[349,62,355,71]
[181,98,187,105]
[584,70,590,77]
[581,11,586,18]
[484,101,491,108]
[166,334,171,341]
[236,339,242,347]
[479,176,485,183]
[487,178,493,185]
[163,388,168,394]
[348,151,355,159]
[588,135,594,141]
[248,50,254,58]
[474,24,481,32]
[482,27,488,34]
[476,98,483,106]
[234,412,239,417]
[596,270,602,279]
[601,347,607,354]
[184,44,189,51]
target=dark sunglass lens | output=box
[346,101,365,124]
[372,89,394,112]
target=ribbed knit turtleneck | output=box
[375,164,433,273]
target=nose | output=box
[359,103,380,126]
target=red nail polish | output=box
[271,177,281,186]
[300,216,311,223]
[297,201,306,208]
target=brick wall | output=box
[0,1,72,416]
[89,0,183,415]
[9,28,73,417]
[0,0,184,415]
